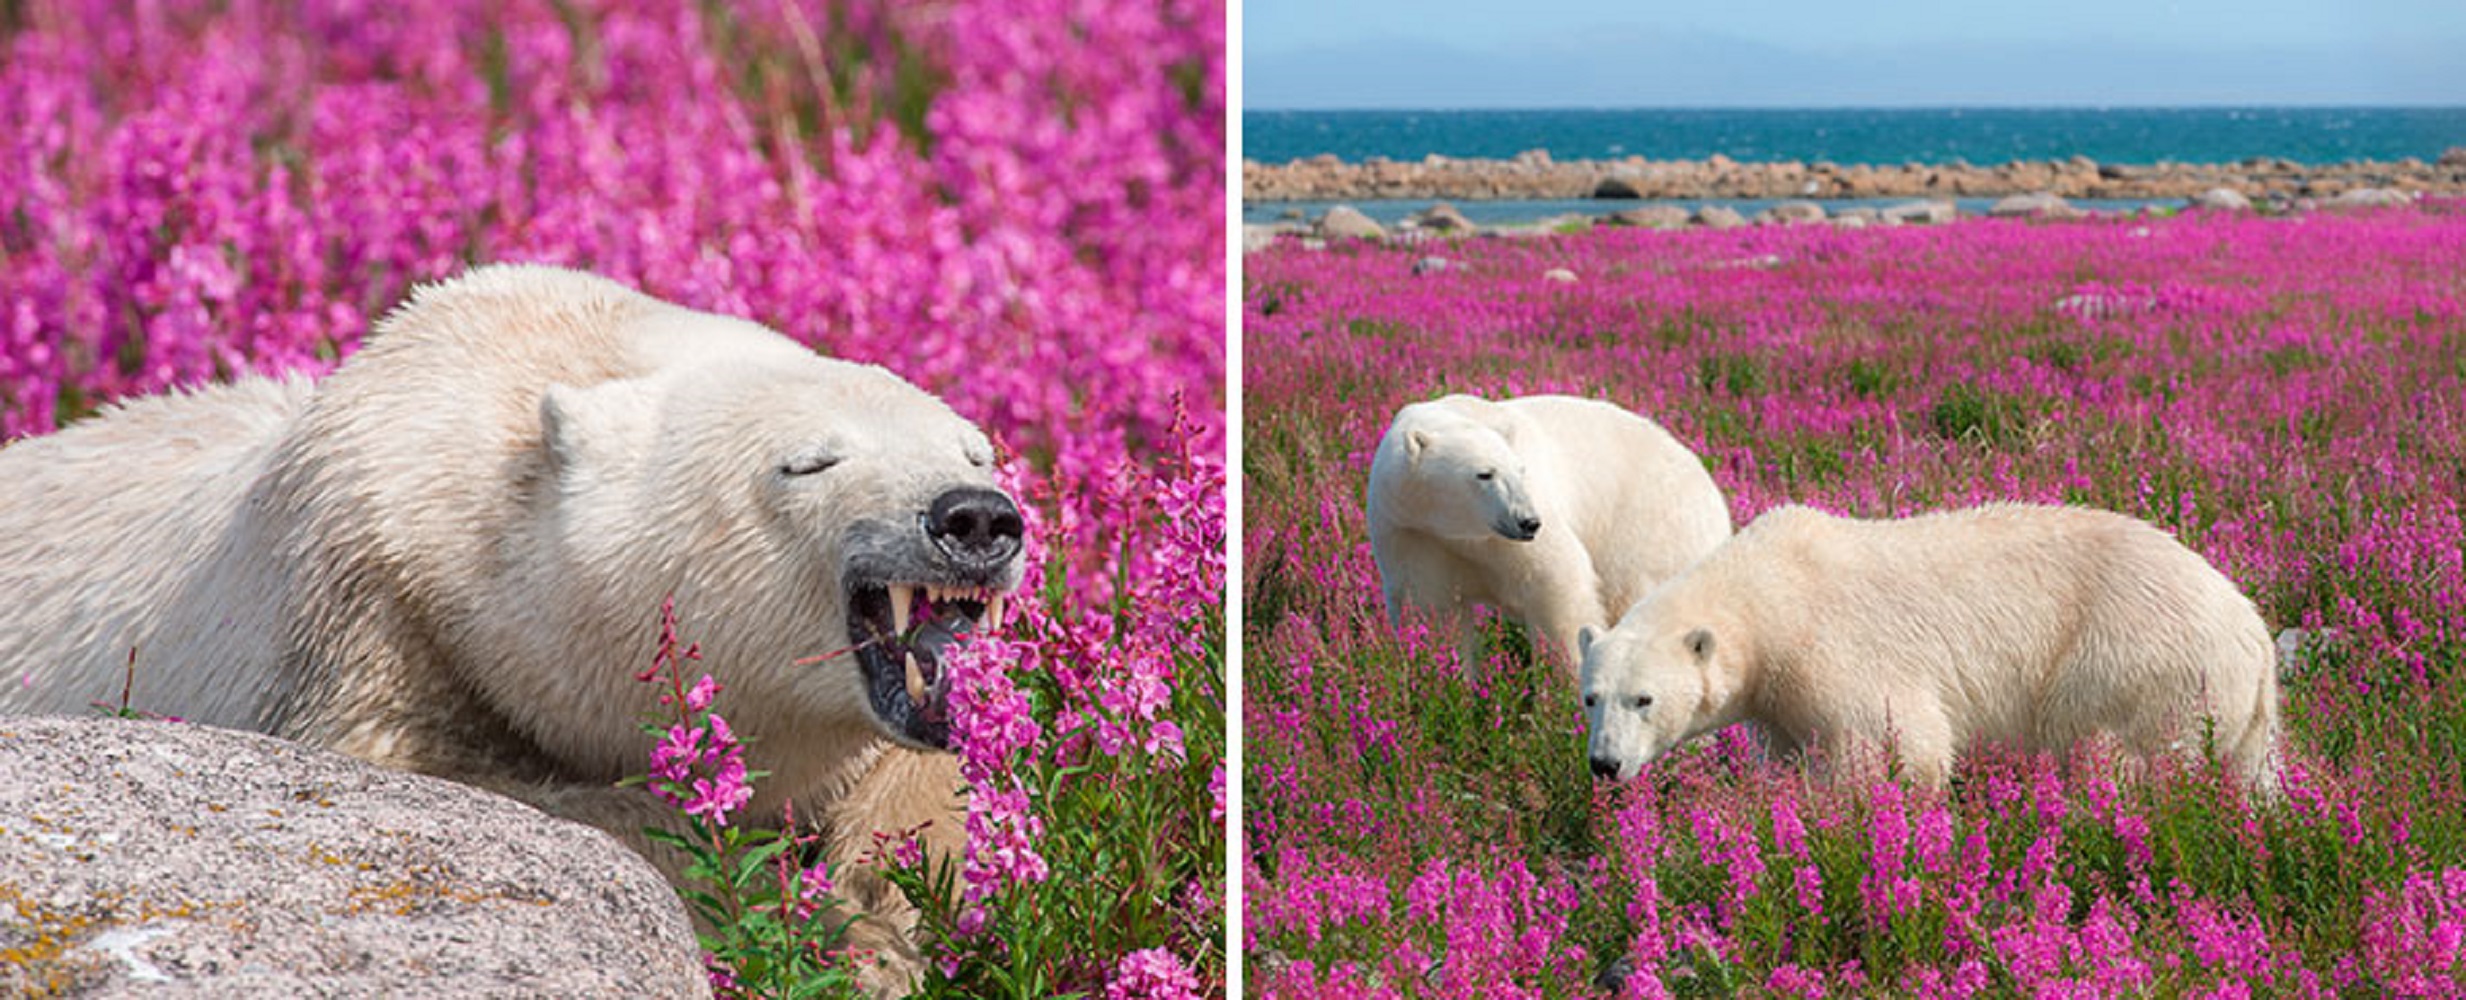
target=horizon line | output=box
[1246,103,2466,113]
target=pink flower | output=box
[1767,963,1827,999]
[683,674,719,712]
[649,722,702,780]
[681,738,752,824]
[947,635,1043,784]
[794,861,836,918]
[4,2,1226,992]
[1793,864,1826,920]
[1913,803,1955,875]
[1771,794,1810,860]
[703,954,741,994]
[1106,947,1203,1000]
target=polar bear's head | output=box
[535,342,1024,757]
[1577,598,1746,782]
[1378,400,1542,542]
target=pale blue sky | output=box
[1246,0,2466,108]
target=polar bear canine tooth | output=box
[890,585,914,637]
[904,651,928,704]
[987,594,1006,629]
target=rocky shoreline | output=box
[1245,148,2466,202]
[1241,185,2435,253]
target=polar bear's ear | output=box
[1404,429,1429,461]
[540,380,655,475]
[1577,625,1598,659]
[1684,628,1715,661]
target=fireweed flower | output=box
[704,956,741,995]
[1614,784,1670,968]
[1771,793,1810,860]
[682,746,753,825]
[1104,947,1203,1000]
[1245,209,2466,994]
[1765,963,1825,999]
[793,861,836,920]
[1862,782,1918,923]
[649,723,702,778]
[2360,869,2466,992]
[643,676,753,827]
[6,2,1225,994]
[684,674,719,713]
[941,634,1052,903]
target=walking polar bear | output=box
[1366,393,1731,672]
[1580,504,2280,792]
[0,264,1025,986]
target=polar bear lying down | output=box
[1366,393,1731,673]
[1580,504,2281,793]
[0,265,1023,984]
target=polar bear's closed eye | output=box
[780,444,843,476]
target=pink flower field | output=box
[1242,206,2466,997]
[2,1,1222,996]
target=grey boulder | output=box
[1693,205,1748,230]
[1601,205,1692,229]
[0,717,707,997]
[1315,204,1387,240]
[1880,200,1958,225]
[2190,187,2253,212]
[1989,192,2076,219]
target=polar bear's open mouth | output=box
[849,582,1007,750]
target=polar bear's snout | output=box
[845,487,1029,752]
[926,487,1025,571]
[1491,479,1543,541]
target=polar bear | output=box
[1366,393,1730,672]
[0,264,1023,984]
[1579,504,2280,793]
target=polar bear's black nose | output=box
[1589,756,1619,780]
[1518,515,1543,536]
[927,488,1024,569]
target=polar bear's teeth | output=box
[904,651,928,705]
[891,585,914,637]
[986,594,1006,629]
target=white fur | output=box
[1580,504,2281,793]
[0,265,999,986]
[1366,393,1731,671]
[0,376,309,725]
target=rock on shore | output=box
[1246,149,2466,202]
[1237,178,2433,254]
[0,717,706,997]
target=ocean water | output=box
[1245,108,2466,166]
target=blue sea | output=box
[1245,107,2466,167]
